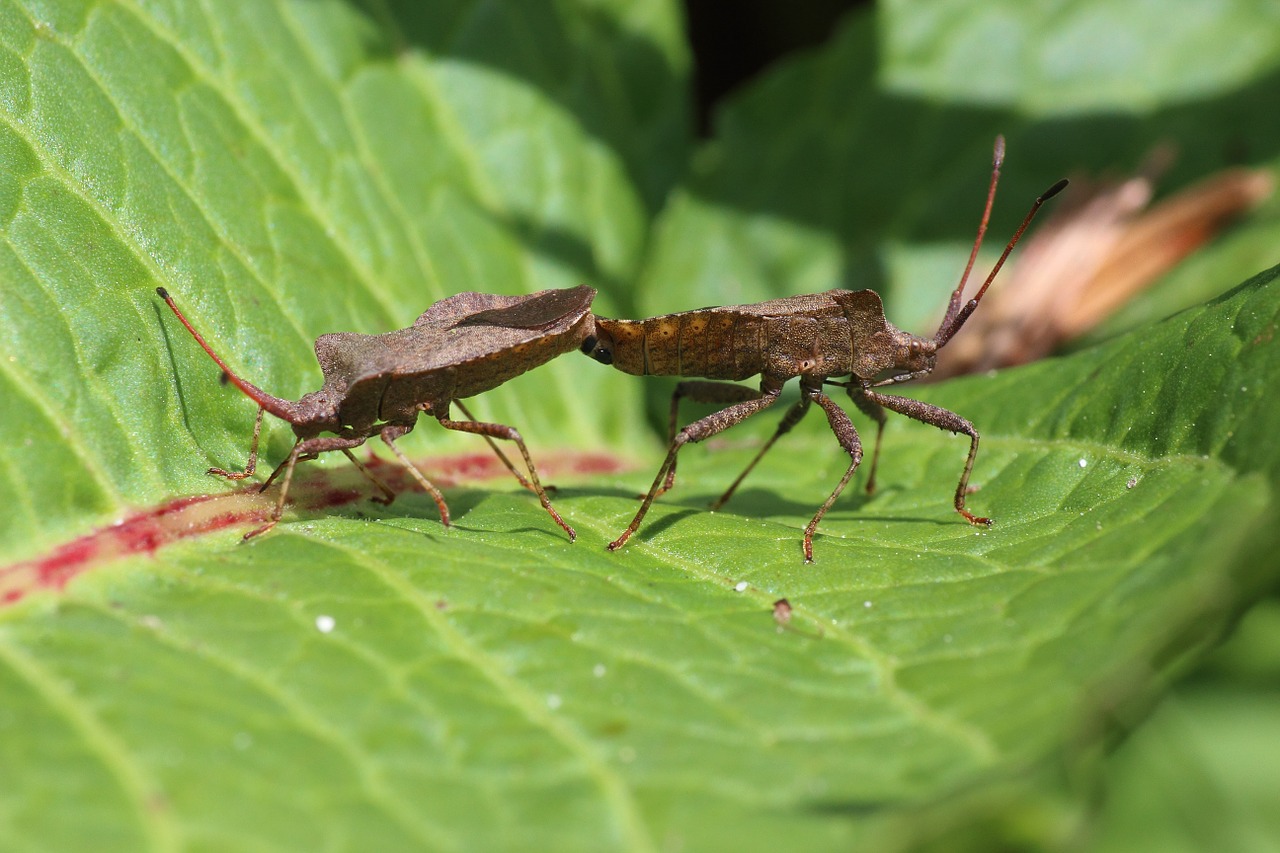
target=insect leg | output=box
[657,381,763,500]
[846,386,887,494]
[379,424,452,527]
[208,405,265,481]
[435,414,575,542]
[339,449,397,505]
[247,434,370,540]
[709,395,810,511]
[259,450,316,491]
[452,399,540,493]
[609,380,783,552]
[803,388,863,563]
[861,389,991,526]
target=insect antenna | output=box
[934,138,1069,348]
[156,287,301,422]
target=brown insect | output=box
[581,138,1066,561]
[157,285,596,540]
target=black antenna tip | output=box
[156,286,170,299]
[1042,179,1070,201]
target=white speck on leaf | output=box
[1078,458,1088,468]
[863,601,873,609]
[734,581,749,592]
[593,664,606,678]
[546,694,562,710]
[315,615,336,634]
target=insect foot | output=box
[158,285,597,541]
[581,137,1066,561]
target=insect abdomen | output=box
[594,312,765,380]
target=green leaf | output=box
[0,0,687,556]
[1088,598,1280,853]
[881,0,1280,115]
[3,1,1279,851]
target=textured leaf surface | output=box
[3,1,1280,851]
[4,269,1279,851]
[0,0,683,557]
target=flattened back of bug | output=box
[590,291,846,380]
[413,285,595,331]
[304,331,405,430]
[830,289,889,335]
[447,304,598,398]
[452,284,597,331]
[376,286,598,398]
[314,331,401,389]
[718,290,846,318]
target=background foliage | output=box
[1,0,1278,849]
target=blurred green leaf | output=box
[3,1,1280,851]
[1090,600,1280,853]
[639,3,1280,333]
[881,0,1280,115]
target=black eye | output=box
[580,335,614,365]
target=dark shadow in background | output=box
[337,0,1280,529]
[349,2,1280,319]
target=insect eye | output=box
[580,335,614,365]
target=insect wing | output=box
[454,285,596,331]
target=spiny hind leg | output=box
[657,381,764,501]
[436,413,575,542]
[451,399,549,494]
[609,381,783,552]
[711,395,811,511]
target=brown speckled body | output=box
[588,289,927,384]
[158,285,595,540]
[305,287,597,435]
[579,140,1066,560]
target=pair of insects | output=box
[158,139,1066,561]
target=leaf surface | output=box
[3,1,1280,851]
